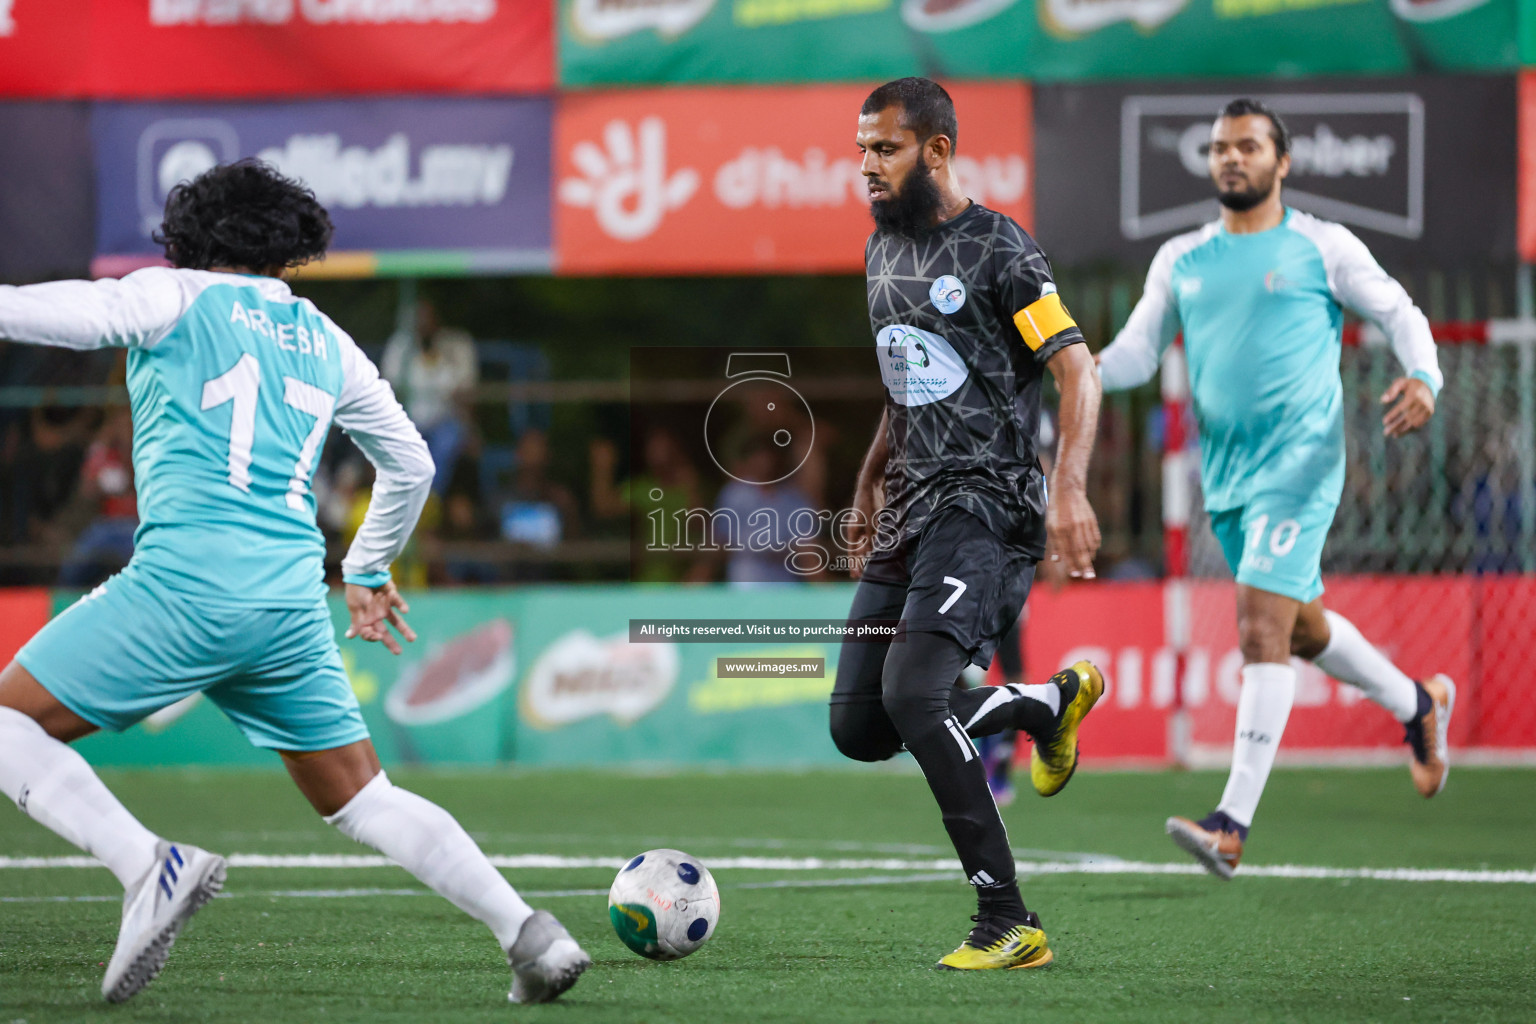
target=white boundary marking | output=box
[2,854,1533,884]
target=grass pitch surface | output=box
[2,767,1534,1023]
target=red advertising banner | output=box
[0,0,552,99]
[0,589,51,667]
[1520,71,1536,262]
[1021,576,1536,765]
[554,83,1033,276]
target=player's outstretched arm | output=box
[1045,344,1102,580]
[0,270,187,351]
[846,408,888,580]
[332,325,435,654]
[1097,243,1181,392]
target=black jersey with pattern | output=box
[864,202,1084,557]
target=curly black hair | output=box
[153,159,334,272]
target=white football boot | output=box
[102,840,226,1002]
[506,910,591,1004]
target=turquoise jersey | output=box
[1171,211,1344,511]
[0,266,435,606]
[127,278,345,605]
[1099,208,1441,514]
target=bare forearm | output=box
[1047,347,1100,493]
[857,408,889,490]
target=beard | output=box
[869,160,945,239]
[1216,168,1277,212]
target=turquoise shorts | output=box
[17,567,368,752]
[1208,493,1336,604]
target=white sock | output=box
[1215,663,1295,829]
[1011,683,1061,718]
[325,771,534,950]
[959,682,1059,732]
[1312,610,1420,723]
[0,706,160,888]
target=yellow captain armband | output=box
[1013,292,1077,352]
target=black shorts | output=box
[836,506,1037,687]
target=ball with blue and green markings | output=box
[608,848,719,960]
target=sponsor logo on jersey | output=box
[1263,270,1296,293]
[875,324,969,406]
[570,0,714,40]
[929,275,967,315]
[1178,276,1202,300]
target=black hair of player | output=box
[1219,98,1290,159]
[154,159,334,272]
[861,77,958,153]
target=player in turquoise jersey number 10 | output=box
[1097,100,1453,880]
[0,161,589,1005]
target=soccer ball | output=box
[608,848,720,960]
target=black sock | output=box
[884,633,1018,902]
[1413,680,1433,720]
[976,880,1027,923]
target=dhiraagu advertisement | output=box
[68,585,859,769]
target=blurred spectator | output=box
[7,404,95,548]
[499,428,580,549]
[436,456,499,585]
[591,427,709,583]
[711,437,821,584]
[381,297,478,493]
[58,406,137,587]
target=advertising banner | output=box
[56,574,1536,769]
[1034,75,1518,268]
[557,0,1516,88]
[0,103,95,282]
[91,97,553,274]
[72,585,861,769]
[1521,71,1536,263]
[554,83,1032,275]
[0,0,551,99]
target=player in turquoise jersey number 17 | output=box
[0,161,589,1004]
[1097,100,1453,880]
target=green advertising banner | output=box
[558,0,1517,88]
[70,585,861,770]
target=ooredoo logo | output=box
[559,118,701,241]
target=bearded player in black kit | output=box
[830,78,1107,970]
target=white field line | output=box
[0,875,957,905]
[1,854,1533,884]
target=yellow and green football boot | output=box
[936,911,1053,970]
[1029,660,1106,797]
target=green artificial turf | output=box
[2,767,1533,1023]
